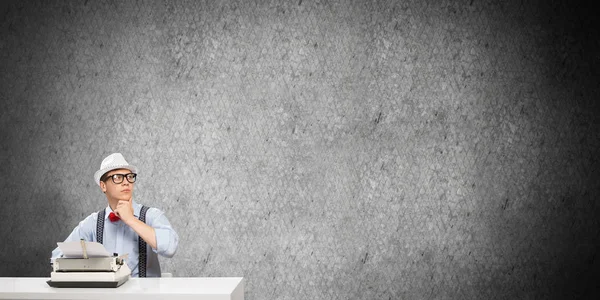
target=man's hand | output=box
[115,200,135,223]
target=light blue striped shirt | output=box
[51,200,178,277]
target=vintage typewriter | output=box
[47,240,131,288]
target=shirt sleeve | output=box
[50,213,98,261]
[147,208,179,258]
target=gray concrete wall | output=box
[1,0,599,299]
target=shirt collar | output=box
[104,200,141,220]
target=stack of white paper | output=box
[57,241,112,258]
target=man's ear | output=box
[100,181,106,193]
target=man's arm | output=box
[147,209,179,257]
[116,200,178,257]
[124,217,157,249]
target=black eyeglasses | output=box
[103,173,137,184]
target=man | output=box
[51,153,179,277]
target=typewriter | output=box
[47,240,131,288]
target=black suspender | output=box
[96,209,105,244]
[96,205,150,277]
[138,205,149,277]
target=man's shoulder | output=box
[81,209,107,222]
[137,205,168,224]
[136,203,162,212]
[71,210,104,232]
[143,206,164,216]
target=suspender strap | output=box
[96,209,105,244]
[96,206,151,278]
[138,205,149,277]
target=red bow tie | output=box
[108,212,120,222]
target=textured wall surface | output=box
[1,0,599,299]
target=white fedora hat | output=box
[94,153,138,186]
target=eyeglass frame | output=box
[101,172,137,184]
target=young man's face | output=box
[100,168,135,201]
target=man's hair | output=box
[99,172,110,183]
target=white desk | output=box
[0,277,244,300]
